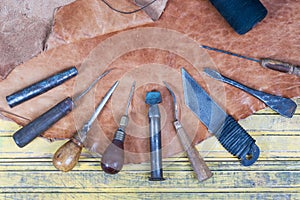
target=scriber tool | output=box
[200,45,300,77]
[52,81,119,172]
[101,81,136,174]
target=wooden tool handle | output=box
[53,138,83,172]
[174,121,212,182]
[261,58,300,77]
[13,97,74,148]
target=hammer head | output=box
[145,91,162,105]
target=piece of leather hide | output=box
[0,0,299,164]
[0,0,76,79]
[46,0,153,49]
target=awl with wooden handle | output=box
[101,81,136,174]
[200,45,300,77]
[13,69,113,148]
[163,81,212,182]
[53,81,119,172]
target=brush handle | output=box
[174,121,212,181]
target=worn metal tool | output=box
[163,81,212,182]
[146,90,165,181]
[101,81,136,174]
[13,69,113,148]
[204,68,297,118]
[52,81,119,172]
[200,45,300,77]
[182,68,260,166]
[6,67,78,108]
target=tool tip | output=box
[203,68,223,81]
[145,91,162,105]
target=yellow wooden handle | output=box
[174,121,213,182]
[52,138,83,172]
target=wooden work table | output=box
[0,99,299,199]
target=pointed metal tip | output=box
[203,68,223,81]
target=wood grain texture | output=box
[0,101,299,199]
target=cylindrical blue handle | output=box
[209,0,267,34]
[6,67,78,108]
[13,97,74,148]
[215,115,260,166]
[148,104,165,181]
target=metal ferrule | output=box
[174,120,182,130]
[114,129,126,142]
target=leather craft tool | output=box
[6,67,78,108]
[204,68,297,118]
[182,68,260,166]
[13,69,113,148]
[52,81,119,172]
[209,0,267,34]
[164,81,212,182]
[200,45,300,77]
[146,90,165,181]
[101,81,136,174]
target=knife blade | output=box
[181,68,260,166]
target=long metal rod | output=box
[73,69,113,102]
[200,45,260,63]
[86,81,119,129]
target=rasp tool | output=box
[182,68,260,166]
[200,45,300,77]
[52,81,119,172]
[13,69,113,148]
[164,81,212,182]
[203,68,297,118]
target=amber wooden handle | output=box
[174,121,212,182]
[261,58,300,77]
[52,138,83,172]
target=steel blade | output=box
[181,68,227,134]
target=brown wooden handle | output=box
[52,138,83,172]
[261,58,300,77]
[174,121,212,182]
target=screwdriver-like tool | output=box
[13,69,113,148]
[163,81,213,182]
[53,81,119,172]
[101,81,136,174]
[200,45,300,77]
